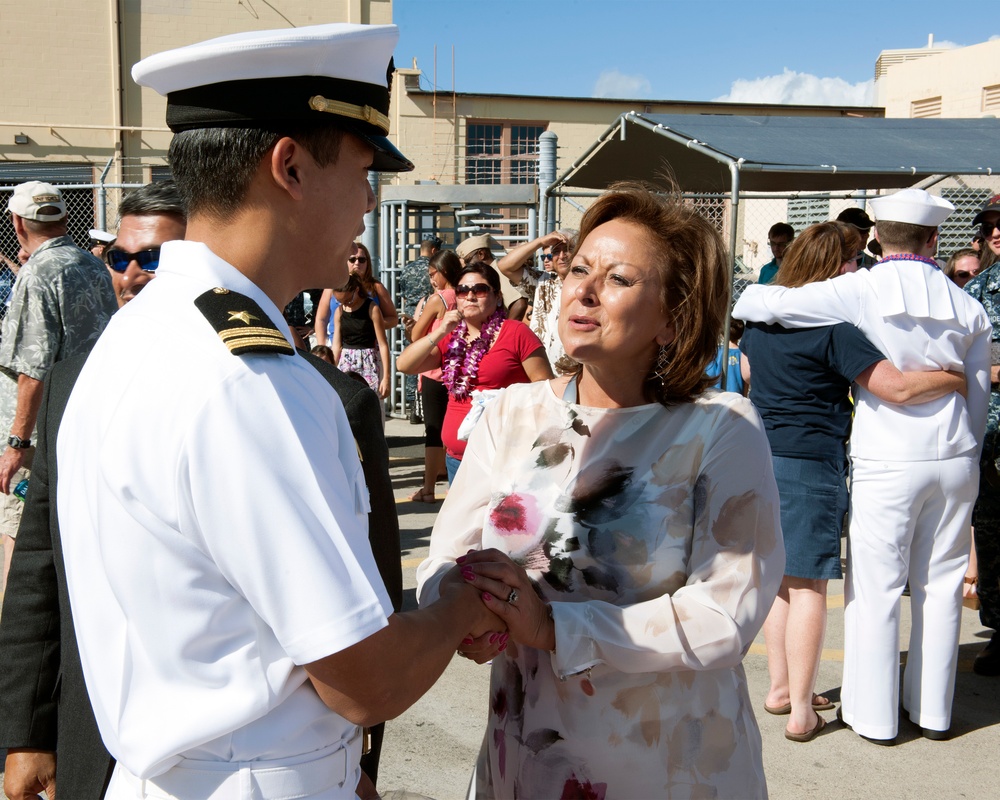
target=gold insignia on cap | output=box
[213,287,230,294]
[308,95,390,134]
[228,310,259,325]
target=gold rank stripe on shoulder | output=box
[194,288,294,356]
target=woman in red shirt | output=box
[397,262,552,483]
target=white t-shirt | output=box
[58,241,392,779]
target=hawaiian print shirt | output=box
[0,236,117,438]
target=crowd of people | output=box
[0,19,997,800]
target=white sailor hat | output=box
[89,229,116,244]
[870,188,954,227]
[7,181,67,222]
[131,23,413,173]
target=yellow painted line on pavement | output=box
[828,593,844,609]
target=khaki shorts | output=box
[1,447,35,539]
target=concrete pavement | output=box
[377,416,1000,800]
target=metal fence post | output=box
[538,131,557,235]
[362,171,380,268]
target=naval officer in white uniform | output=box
[57,24,500,800]
[735,189,991,743]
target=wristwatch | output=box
[7,435,31,449]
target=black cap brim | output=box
[349,128,414,173]
[972,204,1000,226]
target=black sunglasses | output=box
[348,255,368,264]
[981,221,1000,238]
[455,283,492,297]
[104,246,161,273]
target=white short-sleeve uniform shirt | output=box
[58,241,393,780]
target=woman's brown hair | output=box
[774,222,860,288]
[572,183,730,406]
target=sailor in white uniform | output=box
[735,189,991,743]
[57,23,500,800]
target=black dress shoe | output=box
[973,631,1000,676]
[837,707,896,745]
[920,727,950,741]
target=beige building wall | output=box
[875,39,1000,118]
[1,0,392,182]
[386,68,881,274]
[389,68,881,189]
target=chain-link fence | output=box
[0,164,150,335]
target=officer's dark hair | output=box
[118,180,187,222]
[168,124,345,220]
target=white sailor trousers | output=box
[104,738,362,800]
[840,454,976,740]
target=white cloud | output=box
[592,69,652,99]
[933,39,962,49]
[714,68,874,106]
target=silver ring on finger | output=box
[507,588,519,605]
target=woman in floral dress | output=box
[417,186,785,799]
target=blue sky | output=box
[394,0,996,105]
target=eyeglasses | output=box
[981,222,1000,238]
[348,255,368,264]
[955,270,976,280]
[455,283,492,298]
[104,246,161,272]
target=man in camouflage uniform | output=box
[0,181,117,592]
[397,235,440,422]
[964,193,1000,676]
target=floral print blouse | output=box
[417,379,784,799]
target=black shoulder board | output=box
[194,288,294,356]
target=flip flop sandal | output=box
[784,714,826,743]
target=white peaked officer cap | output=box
[131,23,413,173]
[870,189,954,227]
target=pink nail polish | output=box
[462,568,474,581]
[461,637,473,645]
[456,555,467,564]
[489,633,499,644]
[483,592,493,602]
[498,642,508,652]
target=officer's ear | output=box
[269,137,307,201]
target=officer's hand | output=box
[4,749,57,800]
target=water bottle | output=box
[13,477,28,502]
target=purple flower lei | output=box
[442,307,507,400]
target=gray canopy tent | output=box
[550,112,1000,195]
[547,112,1000,382]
